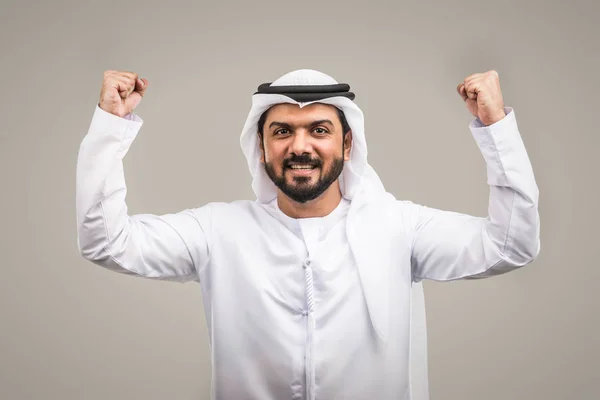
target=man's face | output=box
[259,103,353,204]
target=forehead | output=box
[265,103,340,124]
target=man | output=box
[76,69,540,400]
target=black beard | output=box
[264,153,344,204]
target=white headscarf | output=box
[240,69,384,203]
[239,69,429,399]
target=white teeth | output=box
[289,165,315,170]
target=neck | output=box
[277,181,343,219]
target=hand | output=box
[457,70,506,126]
[99,70,148,118]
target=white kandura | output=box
[76,69,540,400]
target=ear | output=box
[343,130,353,161]
[258,132,265,163]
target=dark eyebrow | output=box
[268,121,292,130]
[268,119,334,130]
[310,119,334,128]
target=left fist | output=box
[457,70,506,126]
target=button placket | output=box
[302,256,316,400]
[304,259,314,314]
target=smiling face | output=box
[258,103,353,204]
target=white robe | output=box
[76,100,540,399]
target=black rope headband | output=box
[254,82,355,102]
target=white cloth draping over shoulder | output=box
[76,70,540,400]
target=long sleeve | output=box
[406,107,540,282]
[76,104,210,283]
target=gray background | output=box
[1,0,598,399]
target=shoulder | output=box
[395,199,425,228]
[186,199,270,226]
[357,193,419,218]
[357,196,425,235]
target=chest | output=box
[199,204,414,399]
[208,216,356,308]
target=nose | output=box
[289,130,313,155]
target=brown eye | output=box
[314,128,328,134]
[275,129,288,135]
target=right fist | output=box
[99,70,148,118]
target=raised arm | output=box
[407,71,540,282]
[76,71,209,283]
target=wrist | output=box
[482,110,507,126]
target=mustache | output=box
[283,154,322,168]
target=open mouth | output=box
[288,164,318,170]
[286,164,319,176]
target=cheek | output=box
[316,142,343,162]
[264,143,286,165]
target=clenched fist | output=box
[457,70,506,126]
[99,70,148,118]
